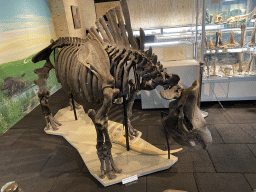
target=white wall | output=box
[48,0,96,38]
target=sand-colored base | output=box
[45,107,178,187]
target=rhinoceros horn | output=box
[161,81,212,149]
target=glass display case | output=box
[129,0,205,108]
[201,0,256,101]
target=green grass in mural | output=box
[0,50,61,135]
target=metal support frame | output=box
[70,93,78,120]
[123,95,130,151]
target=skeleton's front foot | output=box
[44,114,61,131]
[97,145,122,180]
[69,98,81,111]
[127,122,139,140]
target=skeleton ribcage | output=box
[55,45,104,103]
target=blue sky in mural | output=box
[0,0,56,64]
[0,0,52,32]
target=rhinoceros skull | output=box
[160,81,212,149]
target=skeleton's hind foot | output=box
[98,145,122,180]
[44,114,61,131]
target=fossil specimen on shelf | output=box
[245,53,254,73]
[249,27,256,47]
[209,39,215,50]
[211,59,219,77]
[227,6,256,23]
[239,24,246,48]
[214,14,223,24]
[232,65,236,76]
[237,53,244,73]
[227,30,237,47]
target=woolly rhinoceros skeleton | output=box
[32,0,212,180]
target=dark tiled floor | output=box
[1,88,256,192]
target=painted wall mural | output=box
[0,0,61,135]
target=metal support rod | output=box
[198,0,206,109]
[161,111,170,159]
[201,0,206,61]
[70,93,78,120]
[194,0,199,59]
[198,62,204,108]
[123,95,130,151]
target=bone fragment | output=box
[111,133,183,155]
[212,59,216,76]
[209,39,214,50]
[246,53,254,73]
[249,27,256,47]
[89,27,105,45]
[226,30,237,47]
[120,0,138,49]
[95,20,110,43]
[232,65,235,76]
[239,24,246,47]
[140,28,145,52]
[106,8,122,44]
[237,53,243,73]
[114,6,130,48]
[214,14,222,24]
[99,17,115,44]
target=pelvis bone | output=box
[161,81,212,149]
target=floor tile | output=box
[223,108,256,124]
[244,173,256,190]
[169,146,215,173]
[207,125,224,144]
[247,144,256,157]
[204,108,229,124]
[238,124,256,139]
[16,172,58,192]
[40,146,84,175]
[97,176,146,192]
[214,124,256,143]
[3,152,52,175]
[147,172,198,192]
[0,173,19,189]
[207,144,256,172]
[0,135,23,146]
[0,148,22,173]
[147,125,172,145]
[49,172,98,192]
[195,173,252,192]
[132,109,162,126]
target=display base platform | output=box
[45,107,178,187]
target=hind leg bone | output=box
[34,58,61,130]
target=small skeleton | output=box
[227,6,256,23]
